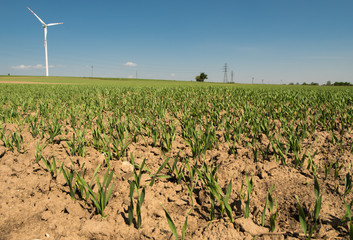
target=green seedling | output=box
[324,158,334,180]
[151,126,160,147]
[35,141,47,163]
[12,131,23,153]
[86,167,114,218]
[334,159,344,193]
[149,157,170,187]
[195,162,233,222]
[3,133,14,152]
[306,149,318,172]
[42,155,59,179]
[28,115,40,138]
[261,184,278,232]
[341,199,353,240]
[183,160,199,207]
[61,162,76,200]
[167,154,186,184]
[66,130,87,157]
[128,155,146,229]
[162,204,191,240]
[244,175,253,219]
[295,174,322,240]
[47,120,62,143]
[75,163,100,201]
[294,150,307,169]
[112,134,131,160]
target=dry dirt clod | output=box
[234,217,269,236]
[121,161,134,173]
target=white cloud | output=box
[171,73,176,77]
[11,64,54,70]
[123,61,137,67]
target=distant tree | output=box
[288,82,294,85]
[310,82,319,86]
[196,72,208,82]
[302,82,307,85]
[326,81,331,86]
[333,82,352,86]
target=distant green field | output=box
[1,75,350,91]
[0,75,226,87]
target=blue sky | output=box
[1,0,352,84]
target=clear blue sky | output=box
[1,0,352,84]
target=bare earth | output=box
[0,81,71,85]
[0,120,352,240]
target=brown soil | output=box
[0,121,352,240]
[0,81,72,85]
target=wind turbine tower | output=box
[28,7,63,77]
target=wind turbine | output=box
[27,7,63,76]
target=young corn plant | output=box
[306,149,318,173]
[151,125,160,147]
[61,162,76,200]
[244,175,253,219]
[167,154,186,184]
[162,204,191,240]
[293,150,307,169]
[183,160,199,207]
[35,141,47,163]
[47,120,62,143]
[341,199,353,240]
[28,115,40,138]
[66,130,87,157]
[272,137,288,166]
[75,163,100,201]
[261,184,278,232]
[128,155,146,229]
[295,175,322,240]
[41,155,59,179]
[12,131,23,153]
[195,162,233,222]
[324,158,334,180]
[86,167,114,218]
[334,159,344,193]
[3,133,15,152]
[160,123,176,152]
[112,133,131,160]
[149,157,170,187]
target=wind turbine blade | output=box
[27,7,46,25]
[47,22,64,27]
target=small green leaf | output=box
[182,215,188,240]
[314,175,320,199]
[295,195,307,236]
[162,205,178,240]
[314,195,322,221]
